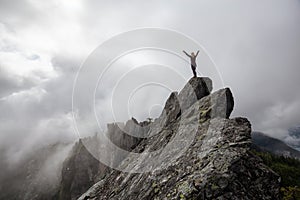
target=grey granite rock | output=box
[178,77,212,112]
[78,77,280,200]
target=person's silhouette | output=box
[183,50,200,77]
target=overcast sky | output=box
[1,0,300,162]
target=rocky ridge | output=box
[78,77,281,200]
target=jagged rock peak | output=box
[178,77,212,111]
[156,77,213,127]
[155,77,234,133]
[78,77,280,200]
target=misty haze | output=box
[0,0,300,200]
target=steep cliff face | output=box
[58,139,105,200]
[78,77,281,200]
[57,116,149,199]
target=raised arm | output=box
[195,50,200,57]
[183,50,191,58]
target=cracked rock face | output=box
[78,77,280,200]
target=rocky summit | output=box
[78,77,281,200]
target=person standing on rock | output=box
[183,50,200,77]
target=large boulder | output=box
[151,77,215,135]
[177,77,212,111]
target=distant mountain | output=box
[288,126,300,151]
[251,131,300,159]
